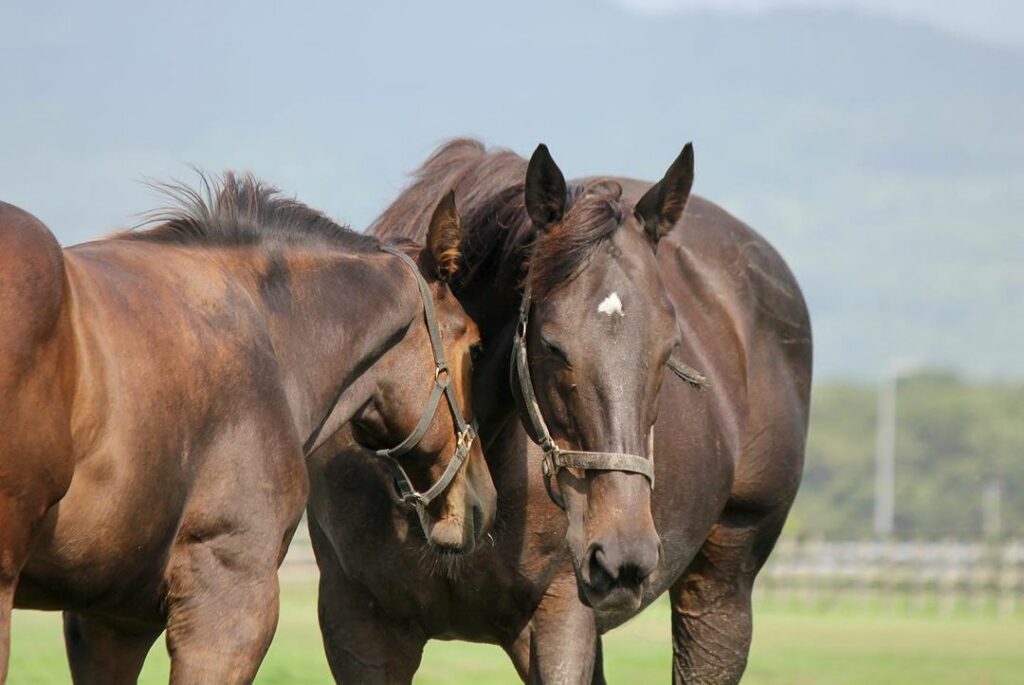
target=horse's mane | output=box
[371,139,624,298]
[121,171,380,252]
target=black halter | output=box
[511,276,656,511]
[374,246,477,513]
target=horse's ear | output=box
[427,190,462,281]
[635,142,694,245]
[525,143,567,231]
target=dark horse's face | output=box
[353,194,496,555]
[522,145,694,612]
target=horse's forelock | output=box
[527,179,625,300]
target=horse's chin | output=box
[425,538,476,557]
[579,581,644,614]
[423,515,478,557]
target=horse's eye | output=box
[541,337,571,367]
[470,342,484,363]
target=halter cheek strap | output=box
[372,246,477,512]
[510,243,708,510]
[511,276,655,511]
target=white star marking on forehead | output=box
[597,292,624,318]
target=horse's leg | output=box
[63,613,160,685]
[671,343,807,685]
[162,503,305,684]
[0,496,36,684]
[505,626,605,684]
[163,542,282,685]
[522,577,599,685]
[0,368,73,681]
[0,446,71,682]
[162,416,306,684]
[0,499,30,683]
[503,625,532,682]
[668,505,790,685]
[591,637,607,685]
[310,519,425,684]
[0,588,9,685]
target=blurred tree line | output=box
[785,371,1024,540]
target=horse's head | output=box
[352,193,496,555]
[515,144,694,612]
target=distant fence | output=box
[281,524,318,580]
[757,539,1024,618]
[282,532,1024,617]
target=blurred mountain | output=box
[2,1,1021,378]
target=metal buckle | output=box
[402,491,427,508]
[457,424,475,451]
[434,364,449,383]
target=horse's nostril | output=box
[593,547,613,578]
[587,546,615,592]
[618,564,647,587]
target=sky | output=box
[2,0,1021,380]
[613,0,1024,49]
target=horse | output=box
[0,175,496,684]
[307,139,812,684]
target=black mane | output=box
[121,171,379,252]
[370,139,624,299]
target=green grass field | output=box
[9,580,1023,684]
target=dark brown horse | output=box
[308,139,812,683]
[0,176,495,684]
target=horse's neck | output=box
[253,250,420,446]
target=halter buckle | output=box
[402,491,428,508]
[457,424,475,451]
[434,363,449,383]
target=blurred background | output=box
[3,1,1022,682]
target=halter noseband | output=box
[373,246,477,513]
[511,274,656,511]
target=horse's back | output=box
[670,194,811,380]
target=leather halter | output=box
[373,246,477,512]
[511,275,655,511]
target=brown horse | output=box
[308,139,812,683]
[0,176,495,684]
